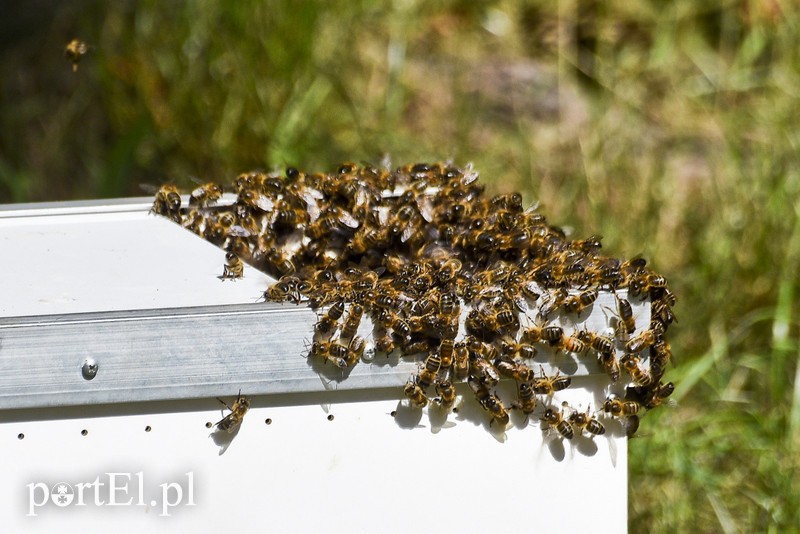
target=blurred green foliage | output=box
[2,0,800,530]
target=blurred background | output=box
[2,0,799,530]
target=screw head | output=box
[81,358,98,380]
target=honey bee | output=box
[374,333,396,355]
[566,404,606,436]
[649,339,672,380]
[310,340,348,368]
[437,258,462,284]
[434,378,457,409]
[493,356,535,382]
[613,293,636,338]
[602,394,641,417]
[404,377,429,408]
[499,338,537,359]
[453,341,470,379]
[221,252,244,280]
[511,382,537,415]
[576,329,614,355]
[64,39,89,72]
[557,334,587,354]
[417,353,442,389]
[620,353,654,387]
[190,183,223,207]
[266,247,296,277]
[541,406,574,440]
[625,328,660,354]
[215,390,250,433]
[468,376,509,427]
[562,288,599,315]
[629,272,668,299]
[439,338,455,368]
[344,336,366,367]
[597,350,621,382]
[150,184,182,221]
[315,301,345,335]
[532,367,571,395]
[437,291,460,316]
[340,304,364,340]
[271,200,310,229]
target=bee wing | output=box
[415,195,435,223]
[376,207,391,226]
[337,210,360,229]
[461,163,479,185]
[511,294,528,313]
[214,412,235,428]
[227,225,252,237]
[301,191,321,222]
[400,224,415,243]
[254,195,275,212]
[139,183,160,195]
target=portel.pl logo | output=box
[27,472,195,517]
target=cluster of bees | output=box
[151,161,676,440]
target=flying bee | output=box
[215,389,250,433]
[340,304,364,340]
[404,377,429,408]
[620,354,654,387]
[644,381,675,409]
[221,252,244,280]
[541,406,574,440]
[562,288,599,315]
[150,184,182,221]
[532,367,571,396]
[434,378,457,409]
[189,182,223,207]
[468,376,509,427]
[511,382,537,416]
[315,301,345,336]
[64,38,89,72]
[565,404,606,436]
[493,356,536,382]
[309,340,348,368]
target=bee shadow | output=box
[209,424,241,455]
[427,403,456,434]
[392,400,425,429]
[574,435,599,457]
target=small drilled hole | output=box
[265,418,272,425]
[205,422,213,428]
[327,414,334,421]
[452,407,459,414]
[145,426,152,432]
[390,411,397,417]
[18,433,24,440]
[81,429,88,436]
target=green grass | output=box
[2,1,800,530]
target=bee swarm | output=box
[151,162,676,439]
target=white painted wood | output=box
[0,199,629,532]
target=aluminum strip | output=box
[0,293,647,410]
